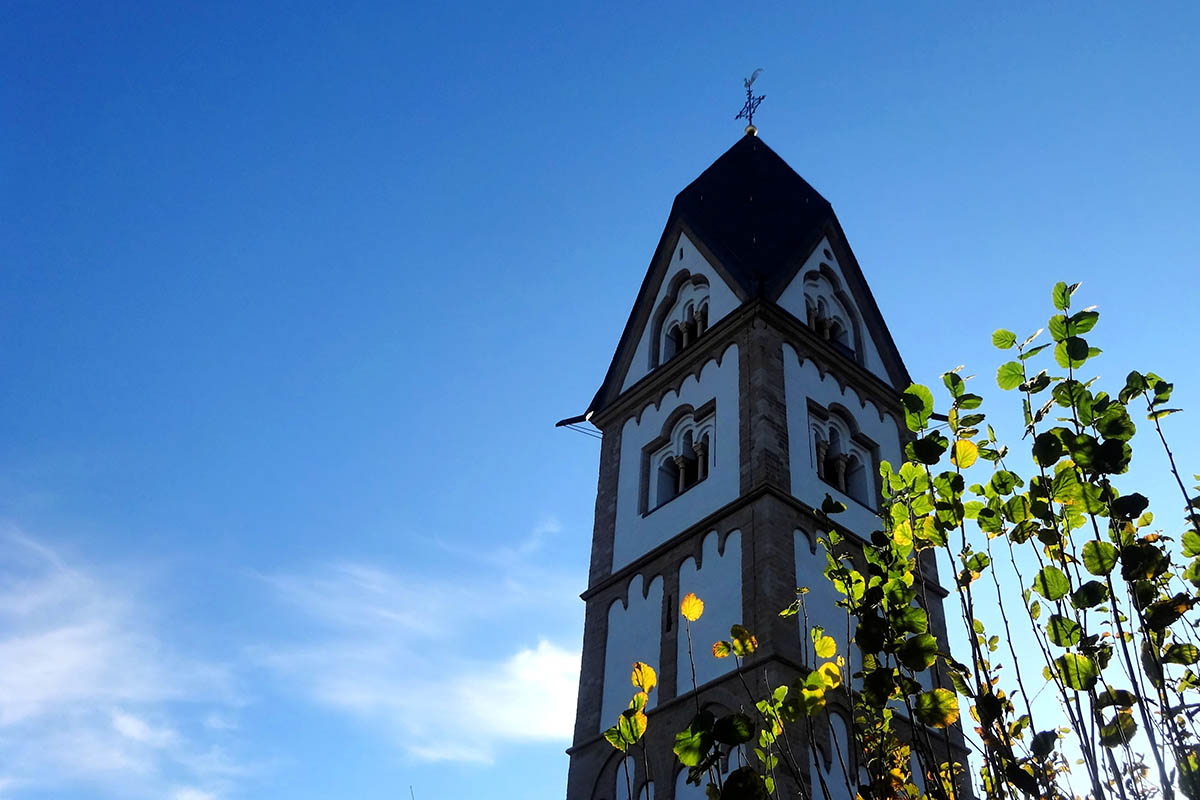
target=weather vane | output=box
[735,68,765,134]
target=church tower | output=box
[562,133,966,799]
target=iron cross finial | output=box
[735,69,765,133]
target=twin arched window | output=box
[652,273,710,368]
[643,403,716,512]
[810,407,875,508]
[803,269,857,360]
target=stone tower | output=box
[561,134,965,799]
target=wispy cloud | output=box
[0,527,250,798]
[254,518,582,764]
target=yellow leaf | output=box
[680,592,705,622]
[712,640,732,658]
[951,440,978,469]
[814,634,837,659]
[631,662,657,693]
[818,661,842,689]
[629,691,648,712]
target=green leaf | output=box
[1046,614,1083,647]
[909,433,948,465]
[1072,580,1109,609]
[992,329,1017,349]
[1099,709,1137,747]
[1082,541,1118,576]
[617,707,647,744]
[730,624,758,657]
[821,494,846,515]
[603,726,625,750]
[901,384,936,432]
[1055,653,1099,691]
[898,633,939,671]
[1019,343,1052,361]
[1165,644,1200,665]
[713,713,755,745]
[1095,688,1138,709]
[1031,730,1058,758]
[1048,314,1068,343]
[1069,309,1100,335]
[1149,407,1182,421]
[914,688,960,728]
[673,711,714,766]
[1054,337,1091,369]
[1110,492,1149,521]
[1183,531,1200,558]
[997,361,1024,391]
[1052,281,1078,311]
[1033,566,1071,601]
[1032,431,1063,467]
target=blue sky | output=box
[2,2,1198,798]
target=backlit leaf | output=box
[901,384,936,432]
[617,707,647,744]
[997,361,1024,391]
[814,634,836,659]
[1082,541,1118,576]
[1033,566,1071,601]
[992,329,1017,350]
[1164,644,1200,665]
[680,592,704,622]
[673,712,714,766]
[951,439,978,469]
[915,688,960,728]
[1055,653,1099,691]
[1046,614,1082,647]
[631,662,657,693]
[712,640,732,659]
[731,624,758,657]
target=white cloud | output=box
[255,519,582,764]
[0,527,247,798]
[174,789,218,800]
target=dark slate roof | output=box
[573,133,911,421]
[671,134,835,298]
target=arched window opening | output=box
[652,275,711,368]
[665,324,683,361]
[823,428,843,490]
[803,270,858,361]
[845,455,868,505]
[643,403,716,513]
[657,457,680,506]
[808,405,878,510]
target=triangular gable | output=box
[586,219,745,417]
[774,221,912,390]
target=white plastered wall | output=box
[676,530,742,691]
[782,345,903,538]
[614,344,740,571]
[793,529,854,663]
[621,232,740,392]
[809,713,855,800]
[776,236,891,386]
[602,574,663,731]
